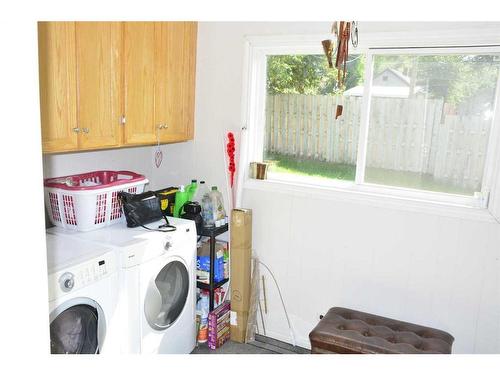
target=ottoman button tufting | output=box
[309,307,454,354]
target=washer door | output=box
[144,260,189,331]
[50,304,100,354]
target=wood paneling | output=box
[75,22,121,149]
[123,22,156,145]
[38,22,78,152]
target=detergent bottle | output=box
[186,179,198,202]
[174,180,198,217]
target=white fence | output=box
[264,94,491,191]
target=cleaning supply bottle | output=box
[196,291,209,344]
[209,186,226,226]
[201,185,215,227]
[175,180,199,217]
[174,185,188,218]
[193,180,206,204]
[186,179,198,202]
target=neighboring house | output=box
[344,68,423,98]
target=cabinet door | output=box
[75,22,121,150]
[155,22,197,143]
[184,22,197,140]
[123,22,156,145]
[38,22,78,153]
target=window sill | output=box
[243,177,498,223]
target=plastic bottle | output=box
[186,179,198,202]
[175,180,198,217]
[193,180,206,204]
[174,185,188,218]
[196,291,209,344]
[201,191,215,227]
[209,186,226,227]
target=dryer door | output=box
[49,299,106,354]
[144,260,189,330]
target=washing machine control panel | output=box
[71,260,109,290]
[48,252,117,300]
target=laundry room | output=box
[3,2,500,373]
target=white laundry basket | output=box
[44,170,148,231]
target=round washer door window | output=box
[50,305,99,354]
[144,260,189,330]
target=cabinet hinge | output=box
[120,115,126,125]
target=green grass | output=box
[264,152,474,195]
[264,153,356,181]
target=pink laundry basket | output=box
[44,170,148,231]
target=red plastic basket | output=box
[44,170,148,231]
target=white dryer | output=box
[46,233,120,354]
[47,217,197,354]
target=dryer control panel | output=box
[48,252,117,301]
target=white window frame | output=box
[240,30,500,222]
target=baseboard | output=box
[252,333,310,354]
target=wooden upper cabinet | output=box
[38,22,78,153]
[75,22,121,149]
[124,22,197,145]
[39,21,197,152]
[155,22,197,143]
[123,22,156,145]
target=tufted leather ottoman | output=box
[309,307,454,354]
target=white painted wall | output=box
[188,22,500,353]
[42,142,193,190]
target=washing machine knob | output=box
[59,272,75,292]
[164,241,172,251]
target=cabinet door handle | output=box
[82,127,90,134]
[72,127,81,133]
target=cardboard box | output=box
[230,309,249,343]
[230,209,252,249]
[229,246,252,312]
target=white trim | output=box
[240,30,500,221]
[244,27,500,51]
[244,178,497,223]
[354,52,373,184]
[482,63,500,218]
[235,40,252,208]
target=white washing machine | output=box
[47,217,197,354]
[46,233,120,354]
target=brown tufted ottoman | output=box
[309,307,454,354]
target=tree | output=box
[373,54,500,108]
[266,54,365,95]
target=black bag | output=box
[118,191,175,232]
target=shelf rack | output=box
[198,223,229,311]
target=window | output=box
[363,52,500,196]
[244,35,500,211]
[263,53,365,184]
